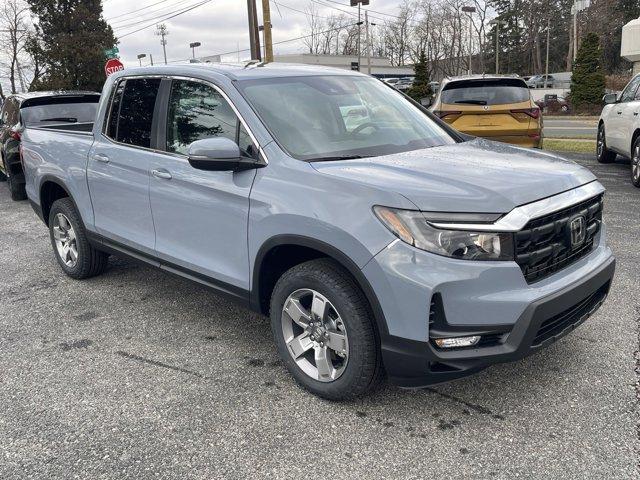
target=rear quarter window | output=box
[441,79,531,106]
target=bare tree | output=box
[0,0,30,94]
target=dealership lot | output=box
[0,153,637,479]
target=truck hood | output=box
[311,138,596,213]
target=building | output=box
[621,17,640,75]
[272,53,414,78]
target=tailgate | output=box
[444,101,533,137]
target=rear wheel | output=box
[7,173,26,201]
[631,138,640,188]
[270,258,382,400]
[596,124,616,164]
[49,198,109,279]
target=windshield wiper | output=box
[453,100,487,105]
[308,155,372,162]
[40,117,78,123]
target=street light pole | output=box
[462,6,476,75]
[189,42,201,59]
[246,0,261,61]
[489,18,507,74]
[350,0,369,72]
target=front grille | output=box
[532,282,609,346]
[515,194,603,283]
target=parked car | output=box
[395,77,414,91]
[597,73,640,187]
[527,74,555,88]
[430,75,543,148]
[0,91,100,200]
[20,64,614,400]
[383,77,400,86]
[535,94,570,113]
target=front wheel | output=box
[270,259,383,400]
[631,138,640,188]
[596,124,616,164]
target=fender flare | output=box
[251,234,390,338]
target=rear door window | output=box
[441,79,531,106]
[109,78,161,148]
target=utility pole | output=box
[365,11,371,74]
[247,0,261,61]
[573,7,577,61]
[261,0,273,63]
[545,17,550,82]
[155,24,169,64]
[462,6,476,75]
[150,54,154,66]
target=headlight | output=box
[373,206,514,261]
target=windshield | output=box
[21,99,98,126]
[441,79,530,106]
[236,75,455,160]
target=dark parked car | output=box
[0,91,100,200]
[535,94,570,113]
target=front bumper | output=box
[362,229,615,387]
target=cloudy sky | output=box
[103,0,404,66]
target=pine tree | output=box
[26,0,116,91]
[570,32,605,110]
[407,51,432,102]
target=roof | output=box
[118,61,366,81]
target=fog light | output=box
[434,336,481,349]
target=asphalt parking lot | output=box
[0,153,637,479]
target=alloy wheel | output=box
[281,289,349,382]
[52,213,78,267]
[633,144,640,182]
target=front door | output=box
[87,77,161,254]
[609,75,640,153]
[149,79,260,291]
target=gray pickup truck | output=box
[20,63,615,400]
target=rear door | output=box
[148,78,259,291]
[437,78,537,142]
[87,77,160,254]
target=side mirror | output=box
[603,93,618,105]
[187,137,258,171]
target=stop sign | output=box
[104,58,124,77]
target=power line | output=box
[170,20,359,63]
[105,0,176,21]
[112,0,207,30]
[117,0,211,38]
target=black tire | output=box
[270,258,383,401]
[48,197,109,279]
[631,137,640,188]
[7,173,26,201]
[596,123,616,164]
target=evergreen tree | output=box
[407,51,432,102]
[26,0,116,91]
[570,32,605,110]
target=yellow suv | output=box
[430,75,542,148]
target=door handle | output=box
[634,112,639,116]
[617,111,622,115]
[151,169,172,180]
[93,153,110,163]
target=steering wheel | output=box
[351,122,380,135]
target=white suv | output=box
[597,73,640,187]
